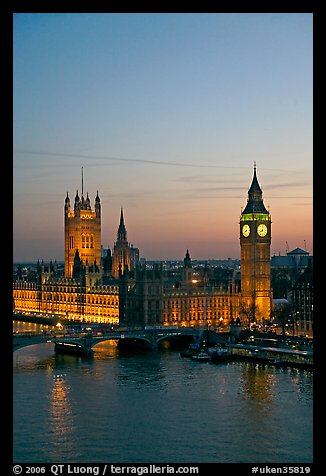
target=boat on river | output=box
[191,350,211,362]
[267,358,285,367]
[54,340,94,356]
[180,342,201,358]
[208,346,232,362]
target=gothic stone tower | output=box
[182,249,193,286]
[112,208,131,279]
[64,185,101,278]
[240,165,272,324]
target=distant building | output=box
[271,247,312,271]
[271,248,313,300]
[271,247,313,336]
[291,264,313,336]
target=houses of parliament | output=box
[13,166,273,328]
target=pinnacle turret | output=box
[242,164,268,215]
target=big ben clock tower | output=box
[240,164,272,324]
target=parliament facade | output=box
[13,166,273,328]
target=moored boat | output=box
[208,346,232,362]
[191,350,211,362]
[267,358,285,367]
[180,342,200,358]
[54,340,94,356]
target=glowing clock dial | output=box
[242,224,250,237]
[257,224,268,237]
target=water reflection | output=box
[13,343,55,372]
[240,363,275,404]
[47,372,76,460]
[13,322,313,463]
[289,369,313,401]
[93,340,119,360]
[116,351,168,388]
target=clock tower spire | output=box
[240,165,272,325]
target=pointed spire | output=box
[64,192,70,213]
[81,166,84,197]
[85,192,91,209]
[95,190,101,217]
[248,162,262,194]
[74,189,80,214]
[242,164,268,215]
[184,249,192,268]
[72,248,84,277]
[120,207,124,226]
[117,207,127,242]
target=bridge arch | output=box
[13,334,53,352]
[13,328,223,353]
[90,335,153,350]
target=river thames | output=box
[13,321,313,464]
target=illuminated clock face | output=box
[257,224,268,237]
[242,224,250,237]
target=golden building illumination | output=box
[64,178,101,278]
[240,164,272,324]
[13,274,119,324]
[13,166,274,330]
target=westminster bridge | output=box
[13,327,230,353]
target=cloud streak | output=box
[15,149,247,169]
